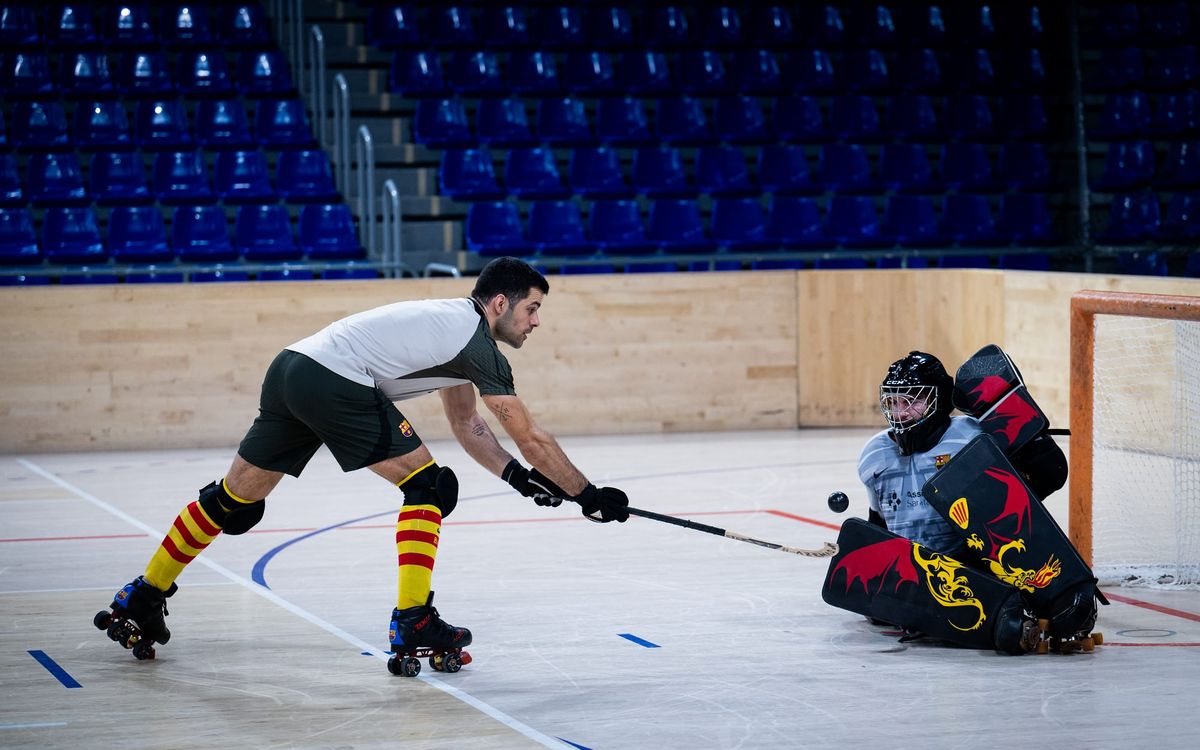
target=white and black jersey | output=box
[857,416,982,553]
[286,297,515,401]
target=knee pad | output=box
[400,464,459,519]
[197,480,266,536]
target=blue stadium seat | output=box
[809,5,847,46]
[479,6,530,48]
[941,194,1000,246]
[758,144,817,195]
[730,49,782,95]
[47,4,98,47]
[879,143,938,193]
[905,3,947,47]
[945,95,995,141]
[949,48,997,93]
[0,207,39,264]
[73,99,132,151]
[259,267,316,282]
[389,50,446,97]
[679,50,729,95]
[826,195,886,247]
[647,199,716,252]
[999,194,1058,246]
[536,97,593,146]
[477,98,535,147]
[1092,140,1155,191]
[431,6,477,48]
[466,201,532,256]
[774,95,828,142]
[588,5,634,48]
[569,147,631,199]
[819,144,880,194]
[564,51,618,95]
[505,147,568,199]
[60,51,115,96]
[712,96,771,144]
[1000,3,1048,46]
[1155,192,1200,242]
[110,205,171,263]
[1007,48,1049,93]
[91,151,151,205]
[277,150,338,202]
[1158,141,1200,189]
[103,2,156,46]
[786,49,836,94]
[841,49,891,94]
[118,51,174,97]
[162,3,213,46]
[236,204,298,261]
[1115,251,1168,276]
[172,205,235,262]
[43,206,105,264]
[0,152,23,206]
[712,198,772,252]
[746,5,794,47]
[632,147,693,198]
[1,52,52,97]
[256,98,317,149]
[1092,91,1150,140]
[413,98,473,147]
[646,7,693,48]
[196,98,254,150]
[940,143,996,192]
[695,145,755,197]
[0,4,39,46]
[214,149,276,204]
[657,96,713,145]
[589,200,655,254]
[894,48,943,93]
[882,195,947,248]
[1000,94,1049,140]
[439,147,504,201]
[529,200,595,256]
[1142,1,1192,43]
[1089,47,1144,92]
[299,204,363,260]
[367,5,420,49]
[449,50,504,97]
[999,252,1052,272]
[1098,191,1160,243]
[152,150,213,204]
[238,50,294,97]
[621,51,672,97]
[699,6,744,47]
[1149,90,1200,136]
[829,96,882,141]
[223,3,272,47]
[11,100,70,150]
[510,50,562,95]
[538,6,585,50]
[28,152,88,206]
[1145,45,1197,90]
[178,51,233,97]
[766,195,823,249]
[999,142,1053,191]
[862,3,899,47]
[192,268,251,283]
[135,98,193,150]
[595,97,653,146]
[887,95,941,143]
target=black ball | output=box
[827,491,849,513]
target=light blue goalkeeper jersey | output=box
[857,416,983,553]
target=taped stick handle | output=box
[624,506,839,559]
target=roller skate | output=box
[93,576,177,660]
[1035,583,1105,654]
[386,592,472,677]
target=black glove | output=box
[575,484,629,523]
[501,460,564,508]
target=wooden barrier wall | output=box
[1,270,1197,453]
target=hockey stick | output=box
[621,505,839,558]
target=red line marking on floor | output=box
[764,509,842,531]
[1102,642,1200,647]
[1103,591,1200,623]
[0,533,148,543]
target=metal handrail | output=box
[332,74,350,196]
[308,26,327,147]
[356,125,376,259]
[381,179,403,278]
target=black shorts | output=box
[237,350,424,476]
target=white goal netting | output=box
[1091,315,1200,588]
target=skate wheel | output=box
[106,622,123,643]
[1092,632,1104,646]
[132,642,156,660]
[1080,637,1095,653]
[387,656,402,676]
[401,656,421,677]
[93,611,112,630]
[442,652,462,673]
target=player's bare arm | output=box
[440,383,515,476]
[482,393,588,495]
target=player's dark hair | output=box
[471,257,549,306]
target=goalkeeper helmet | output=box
[880,351,954,455]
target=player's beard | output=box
[494,307,528,348]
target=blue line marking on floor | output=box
[557,737,594,750]
[0,722,68,730]
[618,633,660,648]
[28,650,81,688]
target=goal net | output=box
[1070,290,1200,589]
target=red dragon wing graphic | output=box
[982,466,1033,556]
[831,538,918,596]
[967,374,1013,413]
[985,390,1040,446]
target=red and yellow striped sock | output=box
[396,461,441,609]
[143,493,223,592]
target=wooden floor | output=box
[3,430,1199,750]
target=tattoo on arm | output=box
[489,402,512,422]
[471,422,488,438]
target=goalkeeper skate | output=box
[93,576,177,660]
[923,435,1107,653]
[386,591,473,677]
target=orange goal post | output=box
[1069,290,1200,588]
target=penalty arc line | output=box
[16,458,566,750]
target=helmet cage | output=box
[880,384,939,433]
